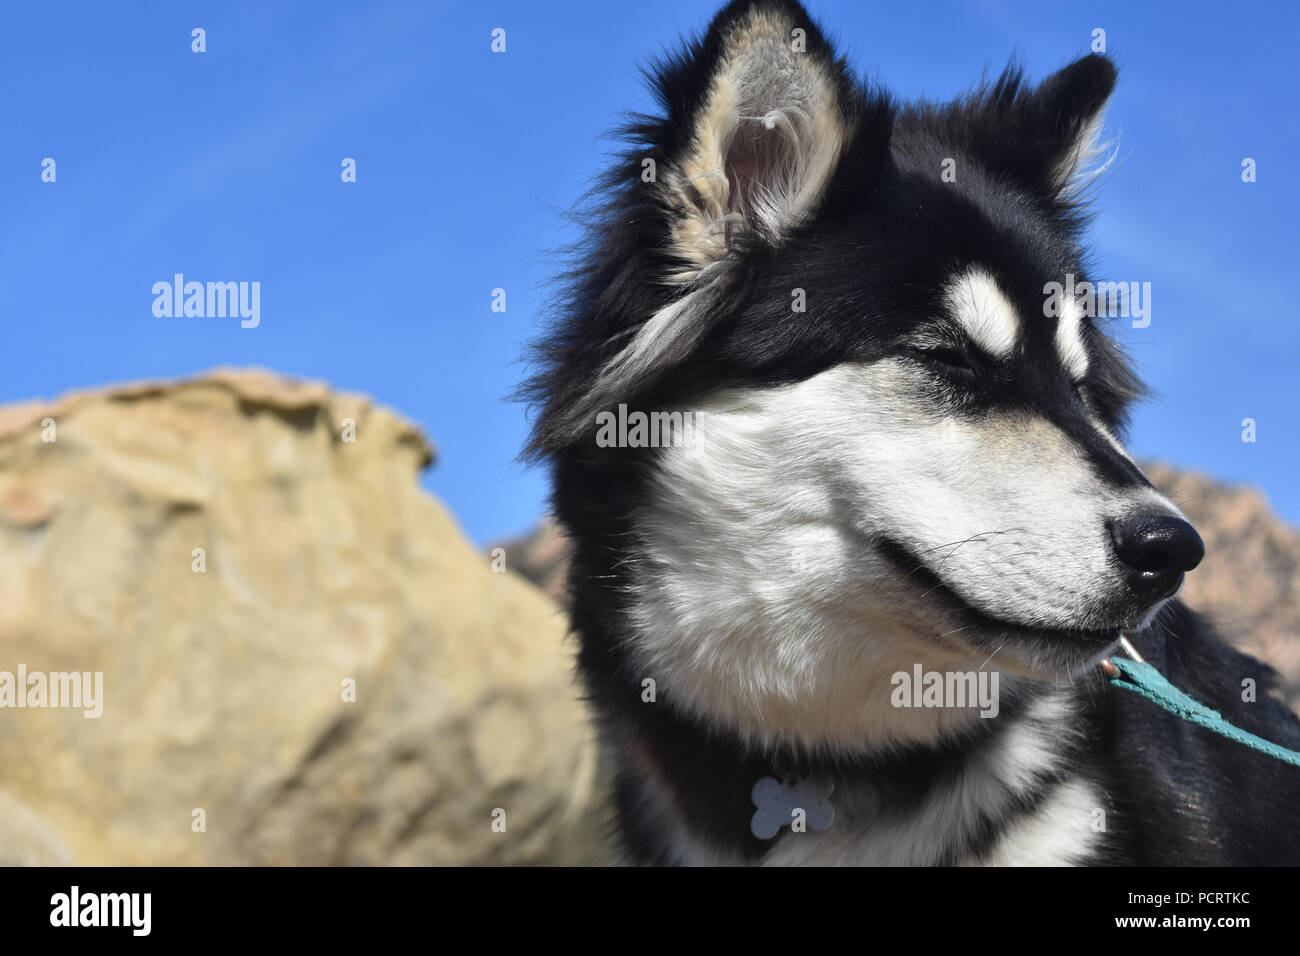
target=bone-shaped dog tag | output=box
[750,777,835,840]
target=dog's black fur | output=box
[524,0,1300,864]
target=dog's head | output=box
[529,0,1202,747]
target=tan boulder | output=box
[0,368,607,865]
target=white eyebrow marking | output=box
[1089,415,1135,464]
[944,268,1019,359]
[1054,294,1090,379]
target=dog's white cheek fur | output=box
[629,360,1180,749]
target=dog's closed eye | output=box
[904,345,979,384]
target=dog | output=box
[523,0,1300,864]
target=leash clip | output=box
[1100,633,1144,678]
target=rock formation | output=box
[0,369,608,865]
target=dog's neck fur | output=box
[586,609,1108,866]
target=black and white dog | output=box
[524,0,1300,864]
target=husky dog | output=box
[524,0,1300,864]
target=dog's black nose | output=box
[1109,513,1204,601]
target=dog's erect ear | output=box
[543,1,859,445]
[960,54,1117,201]
[1028,54,1118,196]
[659,0,856,281]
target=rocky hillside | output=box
[0,369,609,865]
[1144,463,1300,712]
[500,467,1300,714]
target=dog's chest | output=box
[663,693,1106,866]
[750,772,1104,866]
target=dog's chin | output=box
[953,612,1122,679]
[915,578,1160,678]
[940,594,1181,679]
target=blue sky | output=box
[3,0,1297,546]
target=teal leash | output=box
[1103,636,1300,769]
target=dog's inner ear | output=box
[547,4,856,445]
[664,5,853,282]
